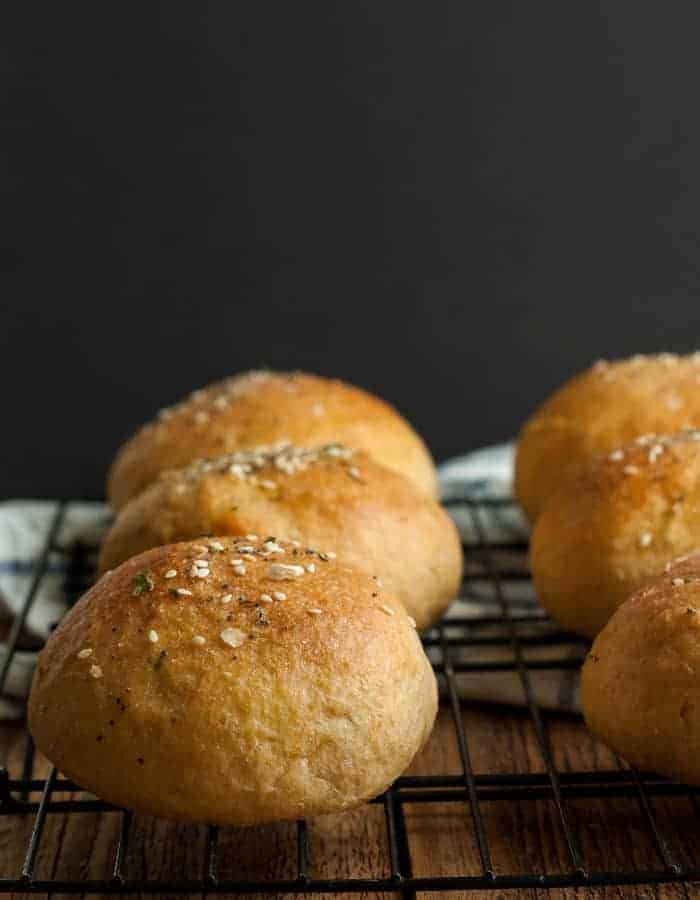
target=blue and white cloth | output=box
[0,443,584,718]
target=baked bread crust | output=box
[582,551,700,784]
[99,444,462,630]
[107,371,438,508]
[515,353,700,522]
[531,430,700,637]
[29,538,438,824]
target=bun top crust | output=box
[99,442,462,629]
[107,370,438,508]
[28,538,437,824]
[515,353,700,521]
[530,429,700,636]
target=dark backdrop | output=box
[3,2,700,499]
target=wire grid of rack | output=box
[1,497,700,894]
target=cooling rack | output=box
[1,496,700,895]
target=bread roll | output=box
[99,443,462,630]
[107,370,438,509]
[531,430,700,637]
[582,551,700,784]
[29,538,437,824]
[515,353,700,522]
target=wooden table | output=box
[1,700,698,900]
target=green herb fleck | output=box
[132,570,155,596]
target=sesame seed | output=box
[221,593,233,603]
[379,604,395,616]
[260,479,277,490]
[148,630,159,643]
[407,616,417,628]
[306,563,316,573]
[648,444,664,463]
[209,541,225,552]
[192,545,208,553]
[291,540,301,548]
[268,563,305,580]
[230,558,243,566]
[246,534,259,541]
[176,588,193,596]
[77,648,93,659]
[194,558,209,566]
[194,411,210,425]
[90,665,103,679]
[260,594,273,603]
[213,395,229,410]
[164,569,177,579]
[233,564,246,575]
[609,450,624,461]
[273,591,287,601]
[673,578,685,586]
[326,552,336,560]
[307,608,323,615]
[192,635,207,645]
[639,532,653,548]
[262,540,285,554]
[220,627,246,648]
[623,465,639,475]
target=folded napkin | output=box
[0,443,585,719]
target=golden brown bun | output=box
[531,430,700,637]
[99,444,462,630]
[107,371,438,509]
[582,551,700,784]
[515,353,700,522]
[29,538,437,825]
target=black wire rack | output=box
[1,497,700,894]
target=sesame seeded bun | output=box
[582,552,700,785]
[515,353,700,523]
[99,444,462,630]
[28,538,437,825]
[530,430,700,637]
[107,371,439,509]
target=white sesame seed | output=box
[194,411,210,425]
[648,444,664,463]
[192,635,207,645]
[194,558,209,566]
[348,466,362,480]
[220,627,246,648]
[379,604,395,616]
[260,594,273,603]
[230,558,243,566]
[306,563,316,573]
[233,564,246,575]
[623,465,639,475]
[176,588,193,596]
[90,665,103,679]
[326,552,336,560]
[273,591,287,601]
[259,479,277,490]
[609,450,624,461]
[246,534,259,541]
[148,630,159,643]
[268,563,305,580]
[307,608,323,615]
[262,540,284,554]
[673,578,685,587]
[164,569,177,579]
[221,593,233,603]
[213,395,229,410]
[291,540,301,548]
[77,648,93,659]
[639,532,653,548]
[209,541,225,552]
[407,616,417,629]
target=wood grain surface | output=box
[2,699,700,900]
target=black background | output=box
[3,2,700,499]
